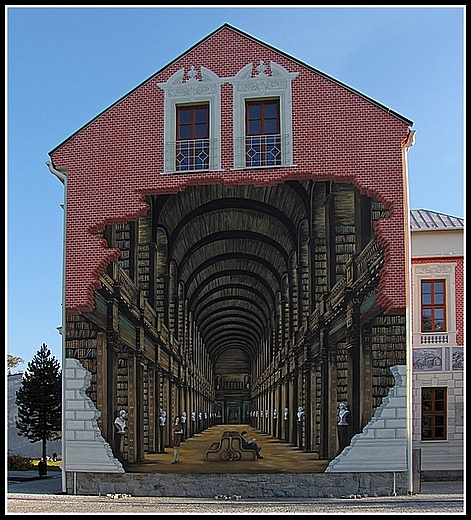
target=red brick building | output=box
[48,24,415,495]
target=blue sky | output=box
[6,6,464,371]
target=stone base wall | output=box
[65,471,408,498]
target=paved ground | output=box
[6,472,464,514]
[7,425,465,514]
[7,470,63,495]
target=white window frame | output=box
[411,263,457,347]
[230,60,298,169]
[158,66,222,173]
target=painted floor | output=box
[125,424,330,474]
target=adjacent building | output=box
[410,209,464,479]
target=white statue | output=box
[284,407,289,421]
[191,411,196,422]
[159,410,167,426]
[297,406,305,421]
[181,411,187,423]
[114,410,127,433]
[338,402,349,425]
[273,408,278,420]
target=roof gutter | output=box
[401,129,416,496]
[46,160,68,494]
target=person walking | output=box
[171,416,183,464]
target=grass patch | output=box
[8,455,60,471]
[31,459,62,470]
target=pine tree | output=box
[15,343,61,475]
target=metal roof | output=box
[410,209,464,230]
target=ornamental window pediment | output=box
[230,61,298,169]
[158,61,299,173]
[158,66,222,173]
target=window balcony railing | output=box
[165,138,216,172]
[419,332,449,344]
[412,330,457,348]
[234,134,290,169]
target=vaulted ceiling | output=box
[152,181,310,367]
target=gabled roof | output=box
[410,209,464,230]
[49,23,413,155]
[203,24,413,125]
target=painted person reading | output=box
[240,431,263,459]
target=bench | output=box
[204,430,257,461]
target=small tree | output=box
[15,343,61,475]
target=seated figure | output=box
[240,431,263,459]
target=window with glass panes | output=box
[245,99,281,167]
[421,279,446,332]
[176,104,209,171]
[421,387,447,440]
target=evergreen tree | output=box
[15,343,61,475]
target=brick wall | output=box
[49,26,411,315]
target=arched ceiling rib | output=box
[207,328,259,357]
[210,342,257,363]
[186,254,281,295]
[177,231,289,280]
[198,308,266,339]
[154,182,309,364]
[202,319,262,349]
[187,271,276,310]
[170,206,296,269]
[196,296,270,329]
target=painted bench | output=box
[204,430,257,461]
